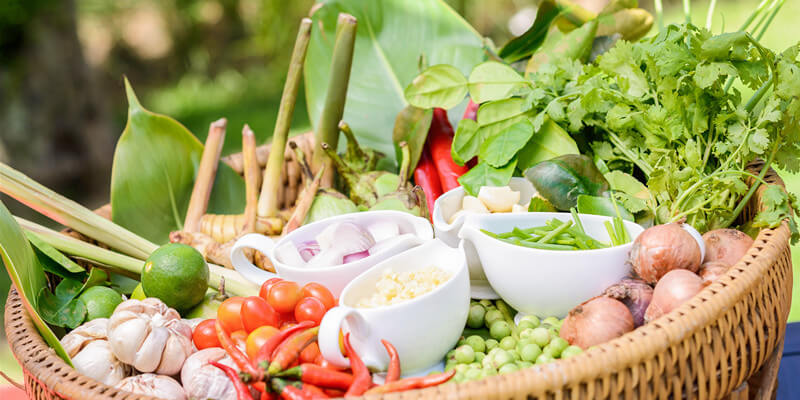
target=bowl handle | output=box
[230,233,278,284]
[318,306,384,370]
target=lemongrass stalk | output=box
[185,118,227,232]
[259,18,313,217]
[0,162,157,259]
[241,124,260,233]
[311,13,357,188]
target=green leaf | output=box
[306,0,485,161]
[110,272,140,295]
[468,61,527,104]
[526,19,598,75]
[80,268,109,293]
[498,0,561,63]
[0,200,72,365]
[55,278,83,302]
[26,231,84,274]
[523,154,609,210]
[576,195,635,221]
[111,79,246,244]
[476,98,530,127]
[694,62,737,89]
[458,159,518,197]
[452,118,481,165]
[392,105,433,178]
[480,120,535,168]
[517,118,580,170]
[528,197,557,212]
[39,288,86,329]
[404,65,468,109]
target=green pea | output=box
[516,360,534,369]
[548,326,560,337]
[561,345,583,358]
[519,328,535,341]
[487,347,502,357]
[479,299,493,308]
[535,353,555,364]
[542,316,560,327]
[467,304,486,329]
[492,349,514,367]
[549,337,569,356]
[518,315,540,330]
[490,321,512,340]
[475,351,486,363]
[464,368,482,381]
[483,366,497,377]
[542,344,559,358]
[499,336,516,350]
[455,363,471,373]
[530,327,551,347]
[465,335,486,353]
[485,339,499,351]
[453,371,465,382]
[498,363,519,374]
[507,349,520,361]
[455,345,475,364]
[485,309,503,327]
[520,343,542,362]
[445,362,456,371]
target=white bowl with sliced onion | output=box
[230,211,433,296]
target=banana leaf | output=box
[305,0,485,162]
[111,79,246,244]
[0,200,72,365]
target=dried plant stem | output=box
[241,125,261,233]
[312,13,357,188]
[185,118,227,232]
[282,142,322,234]
[259,18,313,217]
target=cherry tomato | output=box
[267,281,302,313]
[192,319,220,350]
[299,341,321,364]
[301,282,336,310]
[245,325,279,360]
[217,297,245,333]
[294,296,326,325]
[241,296,280,332]
[230,330,248,349]
[259,277,284,300]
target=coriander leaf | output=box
[776,57,800,99]
[468,61,528,103]
[752,185,798,243]
[458,159,518,196]
[404,64,468,109]
[694,62,737,89]
[480,120,535,168]
[597,41,649,98]
[698,31,749,61]
[452,119,481,165]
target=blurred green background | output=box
[1,0,798,381]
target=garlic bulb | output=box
[108,298,194,375]
[60,318,130,386]
[115,373,187,400]
[477,186,520,212]
[181,348,237,400]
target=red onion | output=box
[560,296,634,348]
[644,269,705,323]
[342,249,370,264]
[629,223,702,284]
[297,241,321,262]
[702,229,754,266]
[603,278,654,327]
[698,261,730,283]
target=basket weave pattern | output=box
[4,163,793,399]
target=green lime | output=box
[184,290,225,319]
[131,283,146,300]
[141,243,209,312]
[78,286,123,320]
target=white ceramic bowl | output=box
[458,212,644,317]
[318,239,470,374]
[230,211,433,296]
[432,177,537,298]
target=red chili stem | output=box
[255,321,315,370]
[413,148,443,220]
[380,339,401,383]
[267,326,320,375]
[343,333,371,397]
[210,361,256,400]
[363,369,455,395]
[429,108,469,191]
[462,99,479,121]
[278,364,354,390]
[216,320,262,381]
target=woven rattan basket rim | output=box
[4,162,791,400]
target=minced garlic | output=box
[355,267,451,308]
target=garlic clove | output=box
[156,331,194,376]
[116,374,187,400]
[60,318,109,357]
[461,195,490,213]
[71,340,130,386]
[275,241,306,266]
[477,186,520,213]
[109,316,148,365]
[134,325,170,373]
[512,203,528,213]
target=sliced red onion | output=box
[366,221,400,243]
[297,240,320,262]
[275,241,306,266]
[343,249,370,264]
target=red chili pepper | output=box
[315,355,347,371]
[414,148,443,220]
[462,99,479,121]
[216,320,262,381]
[343,333,371,397]
[322,388,345,398]
[255,321,315,370]
[363,369,455,394]
[300,383,329,399]
[380,339,400,383]
[210,360,255,400]
[278,363,354,390]
[271,378,329,400]
[267,326,320,375]
[429,108,469,191]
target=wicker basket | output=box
[4,161,792,399]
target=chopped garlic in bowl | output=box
[355,266,452,308]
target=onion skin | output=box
[702,229,754,266]
[629,223,702,284]
[644,269,705,323]
[560,296,634,348]
[698,261,730,284]
[603,278,654,328]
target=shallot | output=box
[560,296,634,348]
[181,348,238,400]
[629,222,702,284]
[603,278,654,327]
[702,228,754,266]
[698,261,730,283]
[644,269,705,323]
